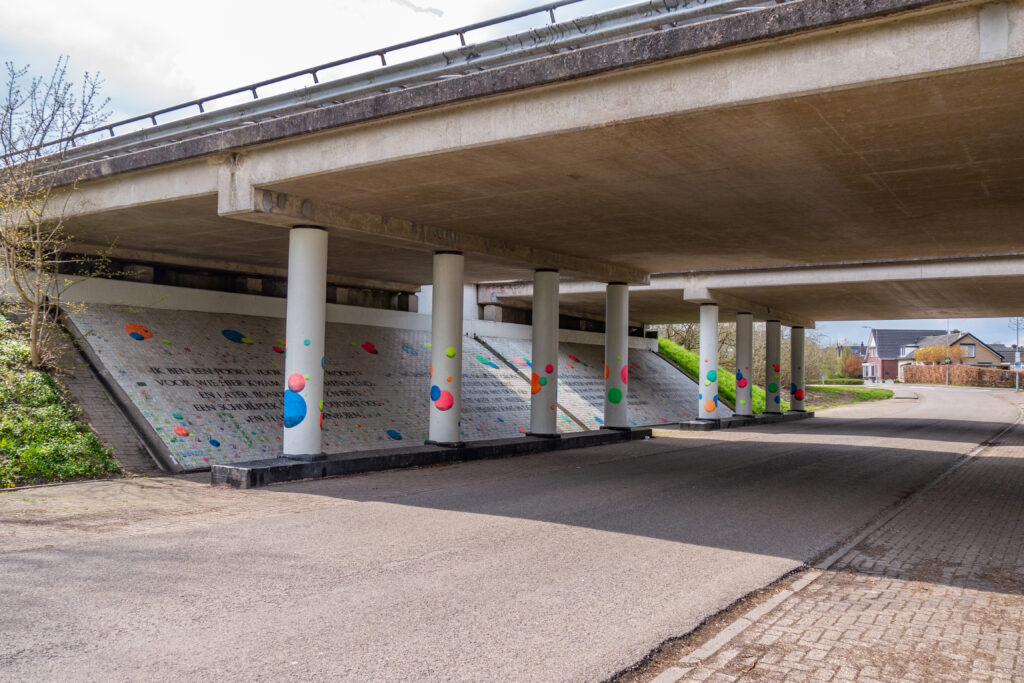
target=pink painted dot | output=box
[434,389,455,411]
[288,373,306,392]
[272,346,284,354]
[620,365,629,384]
[545,364,554,374]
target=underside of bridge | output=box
[56,0,1024,325]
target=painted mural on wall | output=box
[478,337,733,427]
[69,306,722,471]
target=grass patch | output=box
[0,317,119,488]
[821,377,865,386]
[804,385,893,410]
[658,338,790,414]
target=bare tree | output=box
[0,57,109,369]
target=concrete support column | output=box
[698,303,720,421]
[734,312,753,416]
[283,226,328,460]
[604,283,629,429]
[427,252,464,446]
[529,269,559,437]
[790,326,806,412]
[765,320,782,414]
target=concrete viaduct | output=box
[39,0,1024,460]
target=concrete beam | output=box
[67,241,421,293]
[222,187,650,285]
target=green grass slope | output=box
[0,317,119,488]
[657,338,790,414]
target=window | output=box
[961,344,976,358]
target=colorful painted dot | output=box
[539,376,548,386]
[402,345,418,356]
[222,329,248,344]
[125,324,153,340]
[172,412,183,420]
[621,366,629,384]
[707,369,718,382]
[790,383,798,393]
[476,355,499,369]
[608,387,623,404]
[774,396,781,404]
[545,364,554,374]
[445,346,457,358]
[430,385,441,401]
[284,390,306,428]
[303,339,311,346]
[361,341,378,354]
[739,399,747,405]
[386,429,403,440]
[288,373,306,392]
[434,389,455,411]
[173,426,190,437]
[531,373,543,395]
[794,389,805,401]
[446,376,453,382]
[737,378,748,389]
[768,382,779,393]
[161,340,172,346]
[209,440,221,448]
[703,400,716,413]
[272,346,285,354]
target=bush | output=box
[658,338,790,414]
[902,364,1022,388]
[822,377,865,385]
[0,317,119,488]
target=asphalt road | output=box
[1,386,1018,682]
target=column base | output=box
[788,409,807,413]
[283,452,327,462]
[604,425,633,432]
[424,439,465,448]
[697,418,721,423]
[526,432,561,439]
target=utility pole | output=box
[945,319,950,387]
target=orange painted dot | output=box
[447,376,453,382]
[550,404,556,410]
[703,400,716,413]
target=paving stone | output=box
[674,397,1024,682]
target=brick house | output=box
[863,328,945,381]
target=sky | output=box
[2,1,1018,346]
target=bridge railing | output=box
[24,0,781,167]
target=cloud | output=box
[389,0,444,17]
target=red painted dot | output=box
[173,427,190,437]
[545,364,554,374]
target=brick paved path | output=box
[656,400,1024,683]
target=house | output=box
[988,343,1020,367]
[863,328,945,380]
[894,331,1007,379]
[835,342,867,359]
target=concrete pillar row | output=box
[604,283,629,429]
[734,312,754,417]
[790,326,806,412]
[427,251,465,446]
[283,226,328,460]
[529,269,559,437]
[765,320,782,414]
[698,303,720,421]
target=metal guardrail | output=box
[39,0,782,166]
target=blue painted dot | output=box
[790,383,797,393]
[284,390,307,428]
[386,429,403,440]
[402,345,418,356]
[595,416,604,424]
[430,385,441,401]
[128,332,144,341]
[303,339,311,346]
[222,329,246,343]
[497,417,504,422]
[774,396,781,404]
[209,439,221,448]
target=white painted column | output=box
[604,283,629,428]
[698,304,720,420]
[734,312,753,416]
[765,319,782,414]
[283,226,328,460]
[428,251,464,446]
[790,326,806,412]
[529,269,559,436]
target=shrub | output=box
[822,377,865,385]
[0,317,119,488]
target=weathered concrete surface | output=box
[0,387,1016,681]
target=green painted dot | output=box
[608,387,623,404]
[616,355,622,361]
[768,382,779,393]
[304,339,311,346]
[319,400,323,411]
[704,380,711,386]
[539,377,548,386]
[161,339,171,345]
[424,342,432,350]
[172,412,183,420]
[707,370,717,382]
[445,346,457,358]
[739,399,747,405]
[304,374,310,380]
[136,382,147,387]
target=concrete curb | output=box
[660,411,815,432]
[211,427,651,488]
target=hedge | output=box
[902,364,1023,388]
[822,377,865,385]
